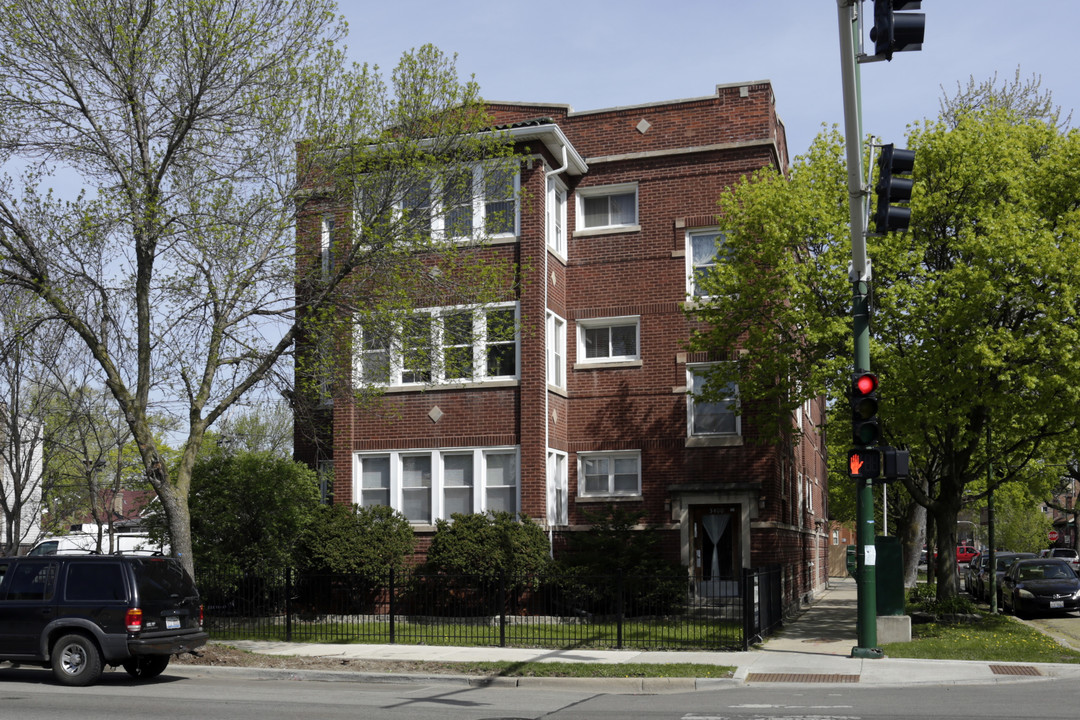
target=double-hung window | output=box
[320,216,336,277]
[576,183,637,231]
[546,311,566,388]
[687,229,725,298]
[578,451,641,497]
[687,364,740,437]
[355,303,519,388]
[547,176,567,255]
[577,316,639,364]
[417,164,519,241]
[354,447,519,523]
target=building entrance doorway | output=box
[692,504,740,598]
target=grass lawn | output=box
[882,613,1080,663]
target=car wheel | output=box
[122,656,170,680]
[51,633,103,687]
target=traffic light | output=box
[851,372,880,446]
[848,448,880,480]
[873,144,916,234]
[870,0,925,61]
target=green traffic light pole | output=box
[837,0,884,659]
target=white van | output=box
[27,532,167,556]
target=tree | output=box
[0,0,512,574]
[294,503,414,578]
[185,447,320,576]
[689,77,1080,600]
[424,511,551,581]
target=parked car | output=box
[974,552,1037,602]
[1000,558,1080,617]
[0,554,207,685]
[1038,547,1080,573]
[964,552,989,594]
[956,545,978,564]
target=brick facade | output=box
[296,82,829,614]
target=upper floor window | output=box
[687,229,724,297]
[398,164,519,242]
[547,176,567,255]
[355,303,519,388]
[546,311,566,388]
[576,183,638,231]
[320,215,336,277]
[687,364,740,437]
[577,316,640,364]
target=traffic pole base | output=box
[850,646,885,659]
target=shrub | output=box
[423,511,551,581]
[294,503,415,579]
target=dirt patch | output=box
[171,642,484,676]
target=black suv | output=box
[0,554,208,685]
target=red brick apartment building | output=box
[296,81,829,610]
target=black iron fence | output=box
[197,566,783,651]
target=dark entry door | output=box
[692,505,740,597]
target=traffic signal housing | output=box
[851,372,881,446]
[870,0,925,61]
[881,446,910,481]
[873,144,916,234]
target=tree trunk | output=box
[899,496,926,587]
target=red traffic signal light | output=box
[851,372,881,446]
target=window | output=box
[687,229,724,297]
[418,164,519,241]
[578,451,641,497]
[546,312,566,388]
[320,216,336,276]
[577,317,639,363]
[401,455,432,523]
[355,304,518,387]
[7,562,57,601]
[576,183,637,230]
[66,562,124,602]
[688,365,740,436]
[317,459,334,504]
[547,177,567,255]
[442,454,474,516]
[354,447,518,523]
[359,456,390,508]
[547,450,568,526]
[484,451,517,513]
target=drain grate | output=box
[989,664,1041,676]
[745,673,860,683]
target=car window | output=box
[6,562,58,601]
[65,562,126,602]
[132,558,198,604]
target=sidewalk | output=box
[191,575,1080,691]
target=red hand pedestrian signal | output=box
[848,449,880,479]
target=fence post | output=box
[499,573,507,647]
[285,567,293,643]
[616,574,624,650]
[388,567,396,645]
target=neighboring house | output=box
[0,415,43,554]
[295,82,829,611]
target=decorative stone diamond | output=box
[428,406,444,423]
[636,118,652,134]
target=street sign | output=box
[1049,530,1059,543]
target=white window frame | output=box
[424,164,519,242]
[546,311,566,389]
[577,451,642,498]
[687,364,741,437]
[320,215,336,277]
[547,176,567,256]
[547,450,568,526]
[686,228,724,298]
[576,316,640,364]
[353,447,520,524]
[354,303,519,388]
[575,183,638,232]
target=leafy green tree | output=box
[0,0,513,574]
[186,448,320,576]
[689,76,1080,599]
[990,484,1054,554]
[294,503,414,578]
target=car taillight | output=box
[198,604,204,627]
[125,608,143,633]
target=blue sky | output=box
[341,1,1079,159]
